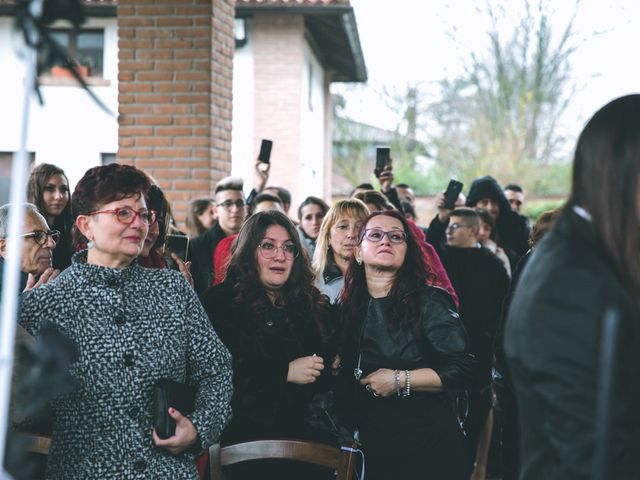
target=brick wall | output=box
[117,0,234,225]
[251,14,305,211]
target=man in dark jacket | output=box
[436,207,510,472]
[505,95,640,479]
[428,176,530,269]
[189,177,246,295]
[465,176,529,257]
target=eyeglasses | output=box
[257,241,299,260]
[217,199,246,210]
[19,230,61,245]
[361,228,407,244]
[87,207,157,225]
[447,223,473,232]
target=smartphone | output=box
[258,139,273,164]
[165,234,190,263]
[443,179,464,210]
[374,147,390,178]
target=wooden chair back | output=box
[209,439,356,480]
[24,434,51,455]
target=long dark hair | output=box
[568,94,640,299]
[146,184,172,251]
[186,198,213,236]
[339,210,434,328]
[27,163,72,229]
[227,210,328,314]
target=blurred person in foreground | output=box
[18,164,232,479]
[505,94,640,479]
[338,210,474,480]
[493,207,560,480]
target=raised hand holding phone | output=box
[374,146,390,178]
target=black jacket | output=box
[438,246,510,388]
[340,286,475,392]
[202,281,337,446]
[188,222,227,295]
[465,176,530,257]
[505,209,640,479]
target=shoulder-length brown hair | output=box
[568,94,640,299]
[227,210,327,313]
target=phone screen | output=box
[165,234,190,262]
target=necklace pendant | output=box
[354,367,363,380]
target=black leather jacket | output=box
[342,286,475,392]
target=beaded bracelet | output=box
[403,370,411,397]
[394,369,401,396]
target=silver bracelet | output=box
[394,369,401,396]
[403,370,411,397]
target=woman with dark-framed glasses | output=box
[19,164,233,480]
[338,210,475,480]
[201,210,338,480]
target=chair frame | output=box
[209,439,356,480]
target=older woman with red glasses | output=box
[19,164,232,480]
[338,210,474,480]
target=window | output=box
[0,152,35,205]
[308,61,314,111]
[101,153,117,165]
[42,29,105,78]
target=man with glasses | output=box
[0,203,60,295]
[433,207,510,477]
[189,177,247,295]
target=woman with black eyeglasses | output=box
[338,210,475,480]
[201,210,339,480]
[18,164,233,480]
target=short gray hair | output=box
[0,203,46,238]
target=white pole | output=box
[0,0,43,475]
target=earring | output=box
[87,239,95,249]
[356,258,362,265]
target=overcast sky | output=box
[333,0,640,149]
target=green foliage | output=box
[522,197,566,221]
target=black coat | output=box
[202,281,338,446]
[505,210,640,479]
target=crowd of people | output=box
[2,94,640,479]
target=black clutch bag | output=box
[153,379,197,439]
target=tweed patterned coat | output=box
[19,251,233,480]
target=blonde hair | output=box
[312,198,369,278]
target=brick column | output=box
[117,0,234,224]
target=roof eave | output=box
[236,4,367,83]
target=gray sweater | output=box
[20,251,233,479]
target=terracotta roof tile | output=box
[237,0,349,5]
[0,0,116,4]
